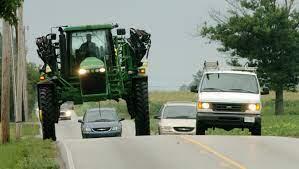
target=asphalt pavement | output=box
[56,112,299,169]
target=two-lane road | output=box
[56,113,299,169]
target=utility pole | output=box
[1,20,12,144]
[16,3,25,140]
[23,26,28,121]
[11,26,18,132]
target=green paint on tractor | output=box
[80,57,105,69]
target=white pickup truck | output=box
[191,62,269,136]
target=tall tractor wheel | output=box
[38,85,58,141]
[125,95,136,119]
[133,78,150,135]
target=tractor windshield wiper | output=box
[227,88,256,93]
[202,88,225,92]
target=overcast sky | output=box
[24,0,230,90]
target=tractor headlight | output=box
[78,69,87,75]
[99,67,106,73]
[248,104,260,111]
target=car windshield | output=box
[162,105,196,119]
[84,109,118,122]
[200,73,259,94]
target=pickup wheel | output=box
[251,126,261,136]
[196,123,206,135]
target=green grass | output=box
[75,91,299,137]
[0,123,59,169]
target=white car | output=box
[191,62,269,135]
[59,102,74,120]
[155,102,197,135]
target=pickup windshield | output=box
[200,73,259,94]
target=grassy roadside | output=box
[0,123,59,169]
[75,91,299,137]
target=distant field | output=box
[0,123,58,169]
[75,91,299,137]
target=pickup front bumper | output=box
[197,112,261,130]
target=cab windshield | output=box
[70,30,111,65]
[200,73,259,94]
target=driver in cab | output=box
[77,34,101,63]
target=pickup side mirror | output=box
[154,115,161,119]
[119,118,125,122]
[261,87,270,95]
[78,119,83,123]
[190,85,198,93]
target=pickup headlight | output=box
[248,103,261,111]
[197,102,210,109]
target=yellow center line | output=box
[180,136,247,169]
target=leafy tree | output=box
[190,69,203,88]
[201,0,299,115]
[179,84,189,91]
[0,0,22,24]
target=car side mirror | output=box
[119,118,125,122]
[261,87,270,95]
[78,119,83,123]
[117,28,126,35]
[190,85,198,93]
[154,115,161,119]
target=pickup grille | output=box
[212,103,245,112]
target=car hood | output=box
[198,92,260,103]
[159,119,196,127]
[84,121,120,128]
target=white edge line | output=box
[62,141,76,169]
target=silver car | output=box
[78,108,124,138]
[155,102,197,135]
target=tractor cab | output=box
[63,24,115,77]
[61,25,117,98]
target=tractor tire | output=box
[134,78,150,136]
[39,86,57,141]
[125,96,136,119]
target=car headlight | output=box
[160,126,172,131]
[248,103,261,111]
[65,110,72,116]
[78,69,87,75]
[83,127,92,132]
[111,126,119,131]
[197,102,210,110]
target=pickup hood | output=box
[199,92,260,103]
[159,119,196,127]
